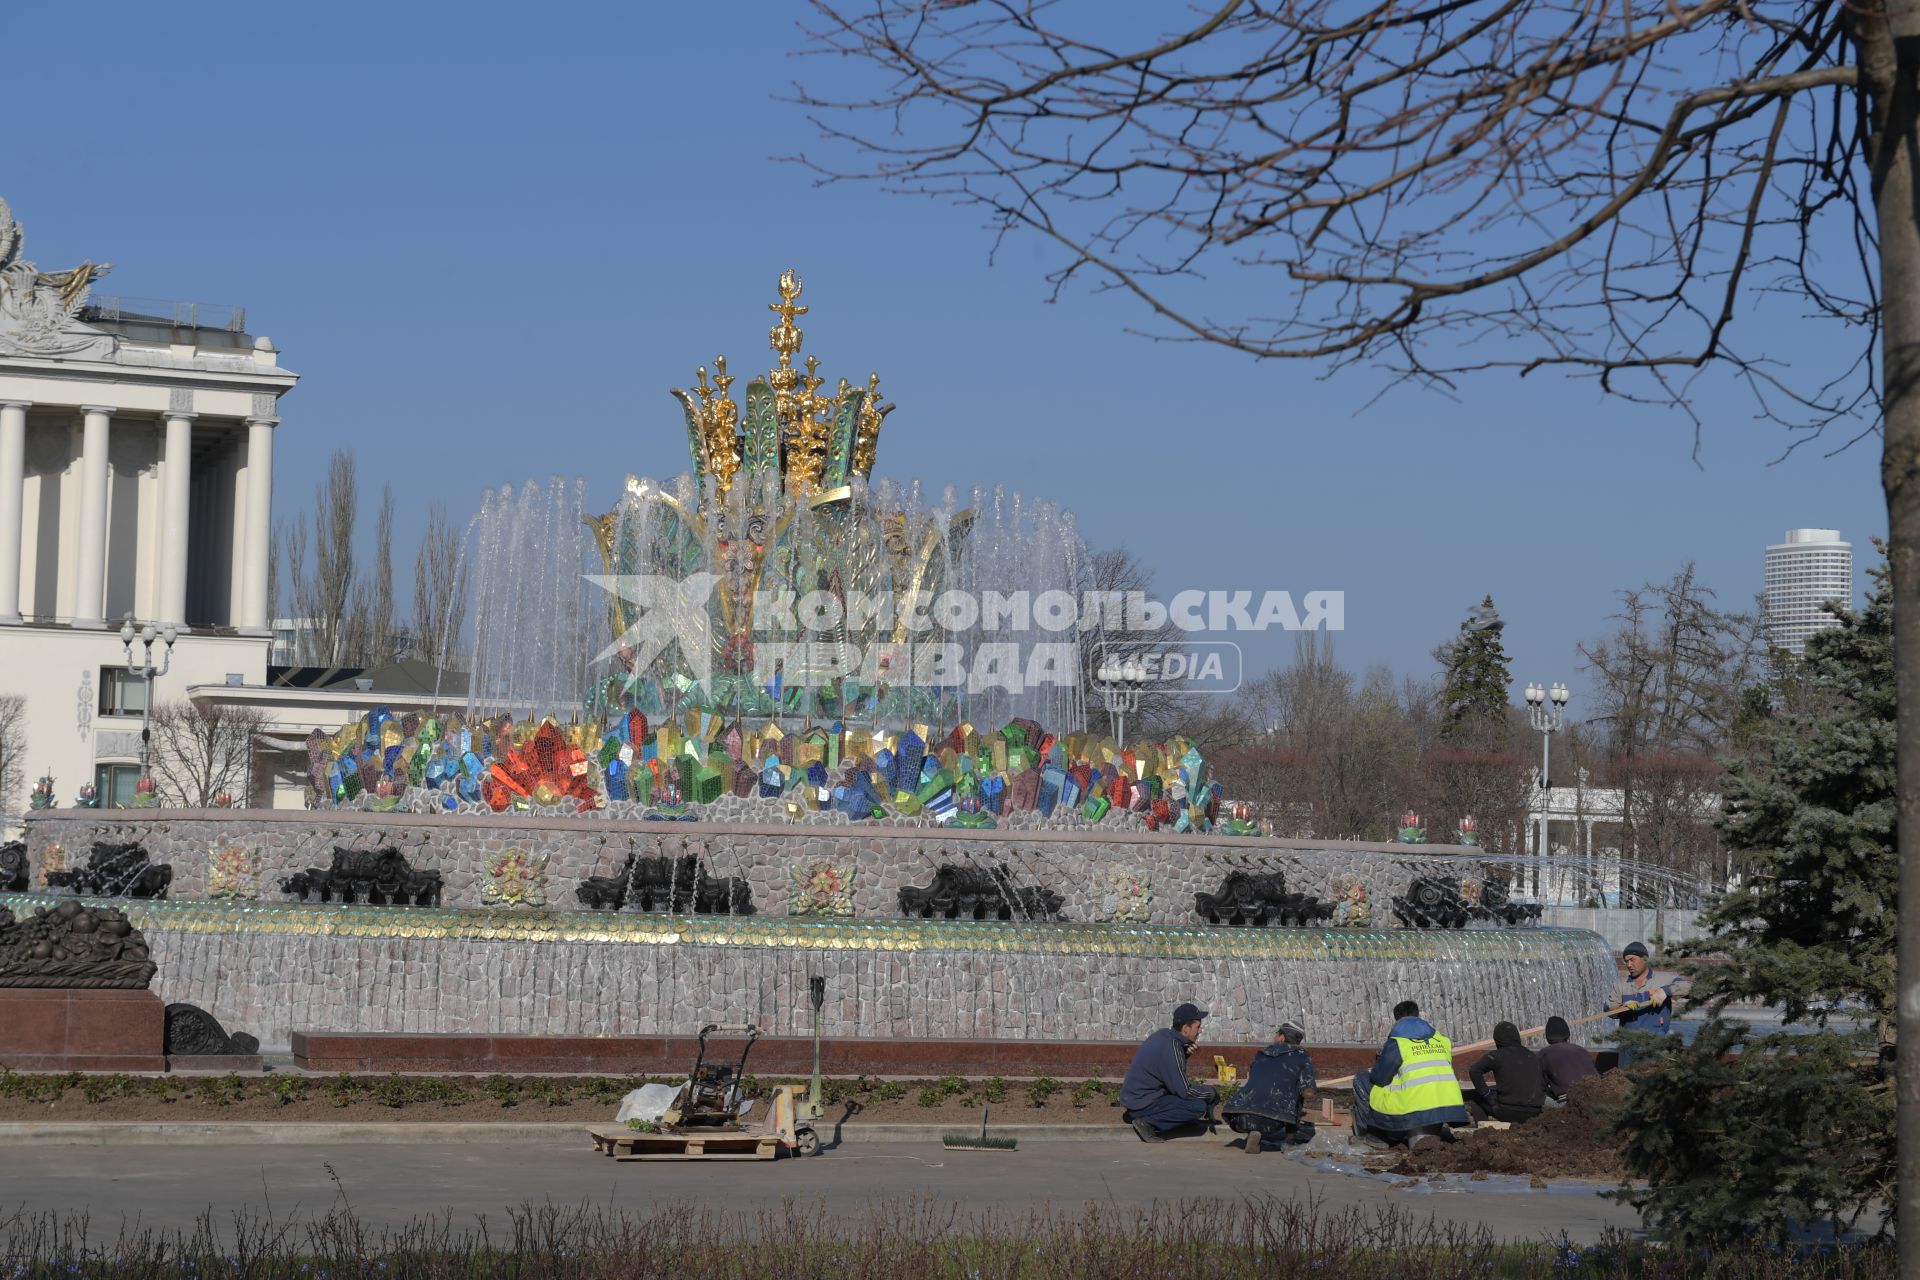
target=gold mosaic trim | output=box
[0,894,1605,961]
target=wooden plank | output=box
[586,1128,778,1162]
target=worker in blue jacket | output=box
[1350,999,1469,1151]
[1120,1001,1218,1141]
[1224,1020,1317,1151]
[1609,941,1690,1066]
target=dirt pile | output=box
[1377,1070,1634,1183]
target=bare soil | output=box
[0,1073,1136,1127]
[1372,1071,1633,1184]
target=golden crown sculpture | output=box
[671,270,893,505]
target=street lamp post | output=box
[119,614,177,790]
[1094,658,1149,750]
[1524,680,1569,894]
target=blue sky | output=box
[3,3,1881,709]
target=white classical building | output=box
[0,196,294,811]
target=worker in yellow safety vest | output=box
[1349,999,1469,1152]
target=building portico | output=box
[0,195,297,812]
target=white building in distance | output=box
[0,195,293,811]
[1763,528,1854,655]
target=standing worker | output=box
[1223,1020,1317,1151]
[1609,941,1689,1066]
[1120,1001,1219,1141]
[1349,999,1469,1152]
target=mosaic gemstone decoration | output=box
[1101,868,1151,923]
[37,842,64,888]
[482,849,549,908]
[789,860,855,918]
[206,846,261,901]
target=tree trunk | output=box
[1871,3,1920,1268]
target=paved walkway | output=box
[0,1136,1645,1245]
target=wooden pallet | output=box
[588,1128,780,1161]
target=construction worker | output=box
[1120,1001,1218,1141]
[1465,1021,1545,1124]
[1537,1015,1598,1104]
[1223,1020,1317,1151]
[1350,999,1468,1151]
[1609,941,1689,1066]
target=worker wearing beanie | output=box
[1609,941,1690,1066]
[1223,1019,1317,1151]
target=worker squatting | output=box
[1118,940,1688,1152]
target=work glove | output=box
[1191,1084,1219,1104]
[1624,991,1651,1006]
[1646,987,1668,1008]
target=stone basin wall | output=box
[0,892,1617,1054]
[8,812,1617,1055]
[20,810,1516,929]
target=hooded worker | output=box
[1466,1020,1545,1124]
[1223,1020,1317,1152]
[1537,1015,1598,1104]
[1349,999,1468,1151]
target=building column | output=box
[239,415,275,634]
[0,401,28,624]
[159,411,195,629]
[72,405,113,629]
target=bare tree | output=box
[147,700,267,808]
[1580,565,1760,897]
[1077,545,1194,739]
[793,7,1920,1224]
[0,693,25,818]
[1218,638,1428,839]
[413,501,468,670]
[342,485,397,666]
[287,452,359,666]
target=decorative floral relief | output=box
[482,848,549,907]
[206,846,261,900]
[789,860,855,917]
[1331,874,1372,927]
[38,842,65,887]
[1101,868,1151,923]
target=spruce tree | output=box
[1435,595,1513,741]
[1611,557,1894,1246]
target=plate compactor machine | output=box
[664,1022,762,1128]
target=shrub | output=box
[873,1080,907,1102]
[981,1076,1007,1104]
[1025,1077,1060,1108]
[370,1075,413,1109]
[1071,1079,1112,1109]
[526,1080,572,1108]
[915,1075,970,1108]
[323,1073,359,1108]
[268,1076,309,1106]
[480,1074,519,1107]
[411,1076,471,1105]
[79,1073,131,1105]
[195,1074,245,1107]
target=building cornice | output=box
[0,354,298,394]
